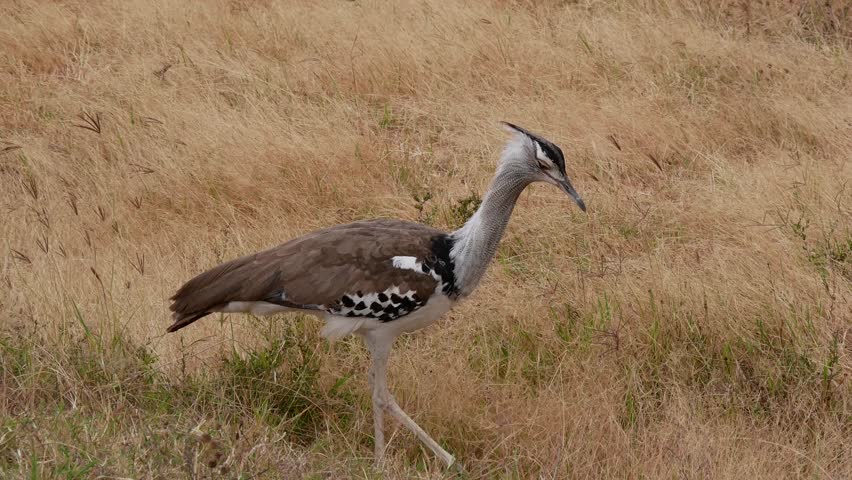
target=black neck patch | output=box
[428,234,458,297]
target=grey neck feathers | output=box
[450,163,530,296]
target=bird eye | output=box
[534,142,553,169]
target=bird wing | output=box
[167,219,451,332]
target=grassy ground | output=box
[1,0,851,478]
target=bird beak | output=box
[558,178,586,212]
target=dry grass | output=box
[1,0,851,478]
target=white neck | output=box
[449,162,530,296]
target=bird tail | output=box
[166,311,211,333]
[167,251,261,333]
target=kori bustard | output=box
[168,123,586,468]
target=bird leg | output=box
[383,396,456,467]
[364,334,457,469]
[368,350,387,463]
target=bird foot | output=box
[447,456,467,476]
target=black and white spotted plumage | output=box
[325,234,456,322]
[331,287,425,321]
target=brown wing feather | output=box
[168,219,445,332]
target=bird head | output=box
[500,122,586,212]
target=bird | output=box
[167,122,586,468]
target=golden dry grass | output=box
[1,0,851,478]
